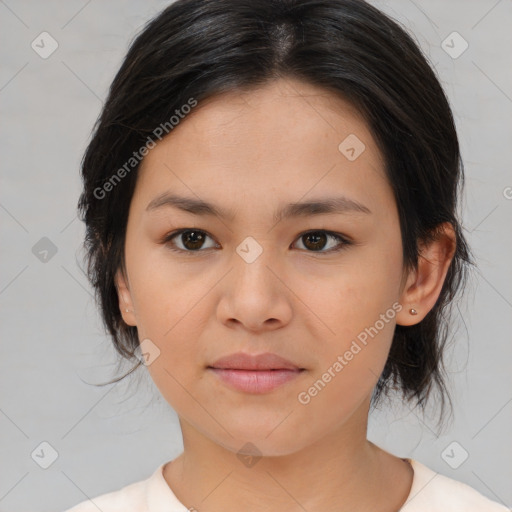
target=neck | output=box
[163,402,413,512]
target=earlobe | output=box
[396,222,456,326]
[114,268,137,326]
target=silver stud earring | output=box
[125,308,130,312]
[409,308,418,315]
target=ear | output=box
[115,268,137,326]
[396,222,456,326]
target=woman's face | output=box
[116,78,409,456]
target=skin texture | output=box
[115,78,456,512]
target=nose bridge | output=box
[233,234,277,289]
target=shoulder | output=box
[61,469,154,512]
[402,459,510,512]
[61,462,188,512]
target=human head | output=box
[78,0,472,437]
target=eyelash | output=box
[161,228,352,255]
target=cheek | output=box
[127,240,204,329]
[295,307,397,429]
[125,247,210,394]
[302,255,401,347]
[143,314,206,415]
[294,237,402,395]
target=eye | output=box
[162,229,351,254]
[292,230,351,253]
[163,229,218,253]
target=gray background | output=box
[1,0,511,510]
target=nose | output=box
[216,247,293,333]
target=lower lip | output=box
[208,368,304,393]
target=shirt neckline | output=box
[147,457,423,511]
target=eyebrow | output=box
[146,192,372,223]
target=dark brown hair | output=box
[77,0,473,431]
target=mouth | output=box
[206,351,306,393]
[208,351,304,371]
[207,367,305,394]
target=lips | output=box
[208,351,303,371]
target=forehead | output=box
[166,79,375,157]
[134,78,390,214]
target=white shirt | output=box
[63,457,510,511]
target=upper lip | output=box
[208,352,303,371]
